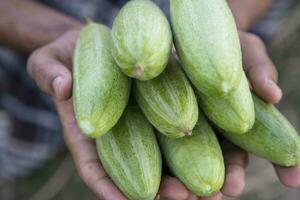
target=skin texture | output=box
[0,0,295,199]
[0,0,81,52]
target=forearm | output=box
[0,0,82,53]
[227,0,272,31]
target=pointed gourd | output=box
[96,102,162,200]
[157,112,225,197]
[134,56,198,138]
[197,73,255,134]
[112,0,172,80]
[73,22,131,138]
[170,0,243,95]
[221,95,300,167]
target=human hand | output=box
[26,27,300,200]
[195,31,300,200]
[25,28,207,200]
[239,31,300,190]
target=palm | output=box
[55,99,128,199]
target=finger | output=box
[274,164,300,188]
[27,29,80,100]
[227,0,272,31]
[198,192,222,200]
[239,31,282,104]
[220,140,248,197]
[187,193,199,200]
[27,47,72,100]
[54,99,127,200]
[76,138,127,200]
[159,176,190,200]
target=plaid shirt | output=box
[0,0,294,182]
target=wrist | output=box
[0,0,83,53]
[23,20,83,52]
[227,0,271,31]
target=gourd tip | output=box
[79,120,95,135]
[135,64,143,79]
[185,130,192,136]
[201,184,213,196]
[222,82,232,94]
[155,194,160,200]
[84,17,93,24]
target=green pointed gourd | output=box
[96,102,162,200]
[197,73,255,134]
[221,95,300,167]
[157,112,225,197]
[134,56,199,138]
[73,22,131,138]
[170,0,243,95]
[111,0,172,80]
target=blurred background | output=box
[1,1,300,200]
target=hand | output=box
[194,31,300,200]
[160,31,300,200]
[25,28,204,199]
[27,28,127,199]
[26,27,300,200]
[239,31,300,189]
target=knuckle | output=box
[77,161,90,183]
[243,32,263,46]
[77,159,96,185]
[225,149,249,168]
[27,50,41,77]
[27,44,57,77]
[27,46,51,77]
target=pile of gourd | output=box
[73,0,300,199]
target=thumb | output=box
[27,45,72,100]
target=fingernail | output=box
[268,80,279,91]
[268,80,283,103]
[155,194,161,200]
[268,79,277,86]
[268,80,281,92]
[53,76,63,97]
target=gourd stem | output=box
[84,17,93,24]
[135,64,143,79]
[185,130,192,136]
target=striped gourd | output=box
[96,102,162,200]
[221,95,300,167]
[112,0,172,80]
[134,56,198,138]
[73,22,131,138]
[197,73,255,134]
[170,0,242,95]
[157,112,225,196]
